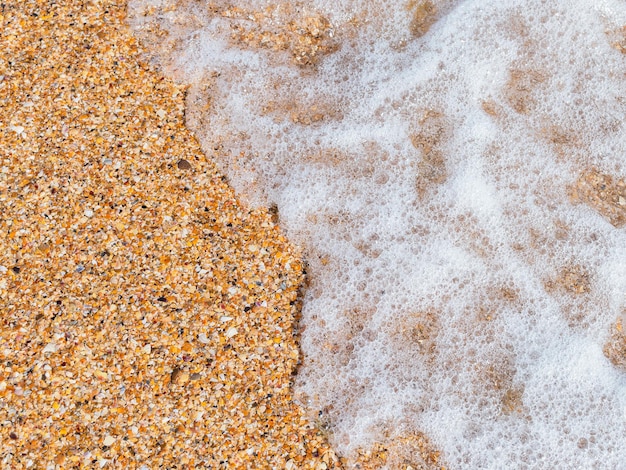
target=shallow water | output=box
[127,0,626,467]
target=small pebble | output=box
[177,159,192,170]
[42,343,58,354]
[225,327,238,338]
[198,333,210,344]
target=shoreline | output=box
[0,1,341,467]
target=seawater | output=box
[127,0,626,467]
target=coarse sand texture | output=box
[0,1,345,468]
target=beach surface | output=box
[5,1,626,468]
[0,1,343,467]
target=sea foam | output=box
[127,0,626,467]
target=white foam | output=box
[128,0,626,467]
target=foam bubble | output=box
[128,0,626,467]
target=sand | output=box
[0,0,342,467]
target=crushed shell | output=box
[0,0,344,467]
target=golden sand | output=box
[0,1,341,467]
